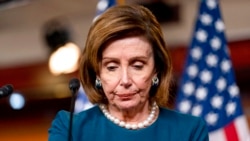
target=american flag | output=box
[75,0,121,113]
[93,0,118,22]
[175,0,250,140]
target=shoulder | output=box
[159,107,205,124]
[48,106,100,141]
[74,105,101,121]
[51,105,98,120]
[158,107,209,140]
[54,106,100,124]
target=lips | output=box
[115,93,136,98]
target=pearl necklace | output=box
[99,102,158,130]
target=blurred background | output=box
[0,0,249,140]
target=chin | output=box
[114,100,139,110]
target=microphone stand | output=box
[68,78,80,141]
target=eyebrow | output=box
[102,55,152,64]
[102,48,153,62]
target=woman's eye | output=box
[134,65,143,69]
[132,62,144,70]
[107,66,117,71]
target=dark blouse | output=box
[49,106,208,141]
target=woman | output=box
[49,5,208,141]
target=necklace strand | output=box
[99,102,158,130]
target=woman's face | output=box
[99,36,156,110]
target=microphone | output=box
[0,84,14,98]
[69,78,80,94]
[68,78,80,141]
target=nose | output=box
[120,68,132,88]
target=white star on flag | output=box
[206,112,218,125]
[216,77,226,92]
[226,102,236,116]
[211,95,223,109]
[191,47,202,60]
[179,100,192,113]
[183,82,195,96]
[94,0,118,21]
[187,64,199,78]
[210,36,221,50]
[215,19,225,32]
[206,0,217,10]
[200,69,212,83]
[228,84,239,97]
[200,13,213,25]
[206,53,218,67]
[192,105,203,116]
[221,59,231,73]
[196,29,208,42]
[195,87,208,101]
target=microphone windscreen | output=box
[69,78,80,91]
[3,84,14,95]
[0,84,13,98]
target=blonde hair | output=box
[79,4,172,107]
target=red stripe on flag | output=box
[224,121,239,141]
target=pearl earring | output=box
[152,77,159,86]
[95,78,102,89]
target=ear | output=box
[96,75,100,80]
[153,69,158,78]
[153,73,158,77]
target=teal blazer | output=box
[49,106,208,141]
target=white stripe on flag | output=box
[209,115,250,141]
[235,116,250,141]
[209,128,227,141]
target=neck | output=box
[99,102,159,130]
[109,103,150,123]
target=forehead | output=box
[102,36,153,57]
